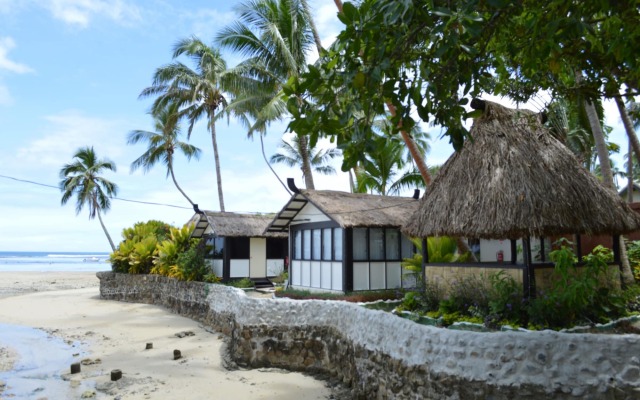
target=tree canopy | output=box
[284,0,640,170]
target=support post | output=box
[510,239,517,264]
[522,237,536,299]
[422,237,428,292]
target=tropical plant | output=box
[128,102,201,206]
[528,243,625,329]
[270,135,340,188]
[140,36,229,210]
[109,220,172,273]
[216,0,318,188]
[152,224,197,277]
[59,146,118,251]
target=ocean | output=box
[0,251,111,272]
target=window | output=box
[386,228,400,260]
[333,228,343,261]
[294,230,302,259]
[312,229,322,260]
[369,228,384,260]
[227,237,250,259]
[353,228,368,260]
[303,230,311,260]
[266,237,288,259]
[322,229,332,260]
[401,235,415,259]
[205,236,224,258]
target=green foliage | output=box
[203,273,222,283]
[438,274,490,317]
[226,277,255,289]
[626,240,640,282]
[285,0,640,172]
[173,241,208,281]
[528,244,626,329]
[487,271,525,322]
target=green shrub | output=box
[399,281,443,313]
[226,277,254,288]
[528,244,625,328]
[203,273,221,283]
[487,271,525,322]
[627,240,640,282]
[438,274,490,317]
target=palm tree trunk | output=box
[615,95,640,169]
[169,162,195,206]
[628,139,634,203]
[298,134,316,189]
[96,209,116,252]
[301,0,323,54]
[210,118,225,211]
[261,134,291,195]
[584,97,634,284]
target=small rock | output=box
[81,390,96,398]
[175,331,195,338]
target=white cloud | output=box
[45,0,141,28]
[179,8,236,44]
[0,37,33,74]
[15,110,130,170]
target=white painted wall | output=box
[480,239,523,263]
[290,203,331,225]
[230,260,249,278]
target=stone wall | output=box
[97,271,640,399]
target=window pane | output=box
[213,237,224,259]
[353,228,368,260]
[401,235,415,259]
[228,237,249,258]
[369,228,384,260]
[294,230,302,259]
[303,230,311,260]
[333,228,343,261]
[322,229,332,260]
[386,228,399,260]
[312,229,321,260]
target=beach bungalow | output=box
[189,210,288,284]
[266,180,420,293]
[403,99,640,297]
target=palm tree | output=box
[140,36,228,211]
[59,146,119,251]
[127,102,201,207]
[270,135,340,187]
[216,0,318,188]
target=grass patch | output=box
[275,288,402,303]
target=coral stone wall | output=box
[97,271,640,399]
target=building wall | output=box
[290,202,331,225]
[97,272,640,399]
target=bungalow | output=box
[266,179,420,293]
[189,210,288,283]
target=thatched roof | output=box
[266,189,419,232]
[190,211,287,238]
[403,100,640,240]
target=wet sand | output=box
[0,272,333,399]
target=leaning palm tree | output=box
[127,102,201,207]
[59,146,119,251]
[217,0,318,188]
[140,36,228,211]
[270,135,340,188]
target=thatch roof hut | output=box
[403,100,640,240]
[267,188,420,233]
[190,211,287,238]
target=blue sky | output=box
[0,0,631,252]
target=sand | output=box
[0,272,334,399]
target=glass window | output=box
[211,237,224,259]
[303,230,311,260]
[353,228,368,260]
[369,228,384,260]
[228,237,249,258]
[294,230,302,260]
[401,235,415,259]
[333,228,343,261]
[322,229,332,260]
[386,228,400,260]
[312,229,322,260]
[266,237,287,259]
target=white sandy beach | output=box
[0,272,333,399]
